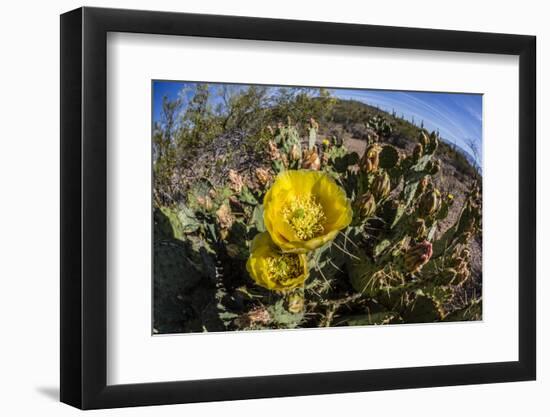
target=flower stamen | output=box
[282,195,326,240]
[265,254,303,286]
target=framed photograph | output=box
[60,6,536,410]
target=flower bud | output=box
[255,167,271,187]
[196,195,213,211]
[412,143,423,162]
[268,140,280,160]
[302,149,321,170]
[457,200,480,236]
[412,218,427,239]
[371,171,391,200]
[289,143,301,161]
[448,247,472,285]
[228,169,244,193]
[216,203,234,230]
[454,260,470,285]
[457,231,472,244]
[420,189,442,216]
[427,159,441,175]
[355,192,377,219]
[280,153,289,168]
[403,240,433,273]
[415,176,430,199]
[361,144,382,173]
[287,292,305,314]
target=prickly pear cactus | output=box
[154,112,482,332]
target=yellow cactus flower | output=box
[246,232,309,291]
[263,170,352,253]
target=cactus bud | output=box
[287,292,305,314]
[415,176,430,199]
[371,171,391,200]
[412,218,427,239]
[356,192,377,219]
[412,143,423,162]
[289,143,301,161]
[448,247,472,285]
[280,153,289,168]
[255,167,272,187]
[196,195,213,211]
[322,138,330,149]
[420,189,442,216]
[454,259,471,286]
[427,159,441,175]
[268,140,281,160]
[403,240,433,273]
[228,169,245,193]
[456,199,480,236]
[361,144,382,173]
[457,231,472,245]
[216,203,234,231]
[302,149,321,170]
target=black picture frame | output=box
[60,6,536,410]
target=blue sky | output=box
[152,81,482,163]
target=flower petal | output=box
[263,170,352,253]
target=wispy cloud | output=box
[331,89,482,163]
